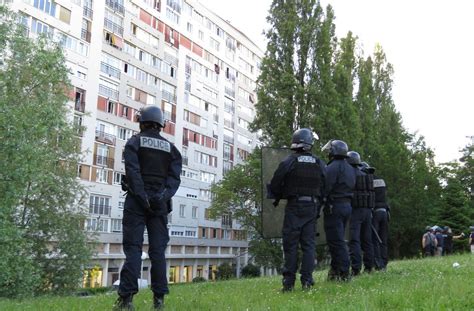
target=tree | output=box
[0,7,92,297]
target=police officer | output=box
[269,128,325,291]
[361,162,389,271]
[321,140,356,281]
[114,106,182,311]
[347,152,374,276]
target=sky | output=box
[198,0,474,163]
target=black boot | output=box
[281,279,294,292]
[327,268,339,281]
[112,295,134,311]
[351,269,360,277]
[153,294,165,310]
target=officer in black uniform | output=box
[114,106,182,311]
[321,140,356,281]
[269,128,325,291]
[347,152,374,276]
[361,162,389,271]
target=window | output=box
[118,200,124,209]
[31,18,52,35]
[118,127,131,140]
[96,168,108,183]
[212,228,217,239]
[89,195,111,216]
[198,30,204,40]
[179,204,185,217]
[107,100,116,114]
[59,6,71,24]
[111,219,122,232]
[201,227,207,238]
[122,106,129,118]
[114,172,124,185]
[185,230,196,237]
[192,206,197,219]
[86,218,109,232]
[33,0,56,16]
[186,22,193,33]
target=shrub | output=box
[192,276,206,283]
[241,264,260,278]
[216,263,234,280]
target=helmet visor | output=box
[321,140,333,153]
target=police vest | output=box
[352,173,374,208]
[373,178,387,207]
[137,134,171,185]
[283,154,323,198]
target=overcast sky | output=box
[198,0,473,163]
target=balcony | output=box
[95,130,116,145]
[223,135,234,144]
[83,6,93,19]
[74,99,85,113]
[224,119,234,129]
[100,62,121,79]
[81,28,91,43]
[162,90,176,103]
[184,81,191,92]
[182,156,188,166]
[224,87,235,98]
[104,18,124,36]
[98,85,119,100]
[106,0,125,14]
[89,204,111,217]
[94,155,115,168]
[224,104,235,114]
[185,64,191,74]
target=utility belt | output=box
[287,195,318,204]
[352,191,375,208]
[330,197,352,204]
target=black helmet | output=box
[137,105,164,127]
[470,226,474,232]
[425,226,432,232]
[321,140,348,158]
[360,161,375,174]
[290,128,318,151]
[347,151,361,165]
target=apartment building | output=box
[4,0,263,286]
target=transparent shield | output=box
[261,147,327,244]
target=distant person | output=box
[470,226,474,254]
[434,227,444,256]
[442,226,453,256]
[422,226,437,257]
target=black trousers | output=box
[324,201,352,276]
[282,201,317,286]
[349,207,374,272]
[118,196,170,297]
[372,209,389,268]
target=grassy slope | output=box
[1,254,473,311]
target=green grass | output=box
[1,254,473,310]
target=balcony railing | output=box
[83,6,93,19]
[89,204,111,217]
[162,90,176,103]
[104,18,124,35]
[81,28,91,43]
[74,99,85,113]
[98,84,119,100]
[224,104,235,114]
[184,81,191,92]
[95,130,116,145]
[94,155,115,168]
[224,87,235,98]
[106,0,125,14]
[223,135,234,144]
[185,64,191,74]
[100,62,121,79]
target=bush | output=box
[192,276,206,283]
[241,264,260,278]
[75,287,113,296]
[216,263,234,280]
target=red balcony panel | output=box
[192,43,203,57]
[180,34,191,50]
[97,96,107,112]
[139,9,152,26]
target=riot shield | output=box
[261,147,327,245]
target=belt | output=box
[288,196,315,203]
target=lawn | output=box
[1,254,473,310]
